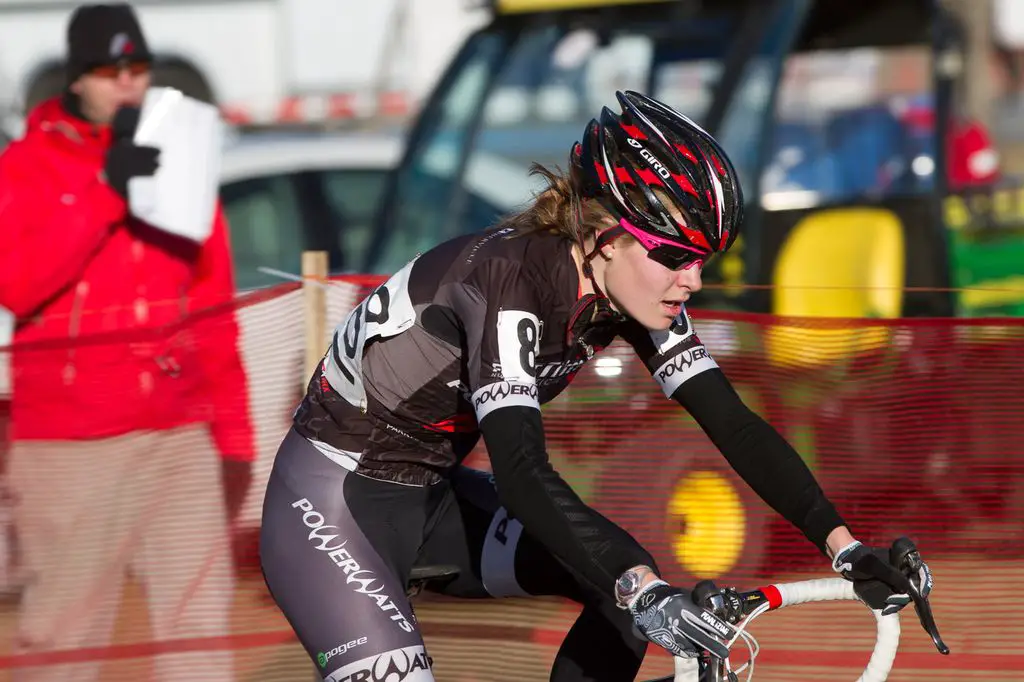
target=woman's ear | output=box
[598,239,617,261]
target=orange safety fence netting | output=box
[0,274,1021,681]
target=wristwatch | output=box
[614,569,644,609]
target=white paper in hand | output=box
[128,86,223,244]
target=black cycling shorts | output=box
[259,429,646,682]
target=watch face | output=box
[616,572,640,602]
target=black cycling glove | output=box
[832,540,933,615]
[625,580,736,660]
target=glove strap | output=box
[625,579,670,612]
[830,540,863,573]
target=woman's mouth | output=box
[662,300,682,316]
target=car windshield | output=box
[368,7,766,274]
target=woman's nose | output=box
[677,263,703,293]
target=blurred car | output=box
[219,129,405,290]
[220,128,541,288]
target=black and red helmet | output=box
[574,90,744,259]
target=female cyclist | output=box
[260,91,932,682]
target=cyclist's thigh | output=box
[260,429,434,681]
[417,466,584,601]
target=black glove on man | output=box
[103,106,160,198]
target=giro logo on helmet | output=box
[626,137,672,180]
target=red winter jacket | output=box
[0,97,255,461]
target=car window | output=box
[371,13,749,274]
[762,45,933,209]
[220,174,305,290]
[470,20,739,197]
[371,30,509,274]
[319,169,391,272]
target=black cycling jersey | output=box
[291,226,846,596]
[295,227,713,482]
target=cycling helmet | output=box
[573,90,744,263]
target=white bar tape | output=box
[775,577,855,606]
[771,578,900,682]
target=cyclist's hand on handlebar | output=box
[832,539,933,615]
[624,580,736,660]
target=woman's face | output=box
[602,238,704,330]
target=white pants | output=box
[7,425,236,681]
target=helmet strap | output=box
[567,225,628,353]
[581,224,626,299]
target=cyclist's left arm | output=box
[620,310,846,555]
[624,310,934,613]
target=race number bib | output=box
[324,259,417,409]
[471,309,542,421]
[496,309,540,381]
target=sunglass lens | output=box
[89,61,150,78]
[648,247,707,271]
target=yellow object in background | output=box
[494,0,668,14]
[767,208,906,367]
[668,471,745,579]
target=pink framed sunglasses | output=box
[616,219,709,271]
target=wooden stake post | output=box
[302,251,329,384]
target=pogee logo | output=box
[318,637,368,669]
[293,499,414,633]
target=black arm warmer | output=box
[673,368,847,554]
[479,405,654,597]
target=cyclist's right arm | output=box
[457,261,653,597]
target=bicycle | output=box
[406,537,947,682]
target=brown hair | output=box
[497,162,679,252]
[497,163,613,246]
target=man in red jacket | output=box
[0,5,254,680]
